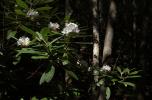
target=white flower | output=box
[100,65,111,72]
[77,59,81,65]
[26,9,39,17]
[15,4,18,7]
[88,67,91,72]
[48,22,60,30]
[17,36,30,47]
[61,22,80,35]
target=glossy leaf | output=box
[17,48,45,54]
[19,25,35,37]
[117,67,122,74]
[16,0,28,9]
[122,68,130,74]
[15,9,26,16]
[31,96,38,100]
[119,81,135,87]
[39,66,55,85]
[127,75,141,78]
[0,52,3,55]
[7,30,16,39]
[129,71,140,75]
[106,87,111,100]
[13,56,21,65]
[62,60,70,66]
[65,70,78,80]
[98,79,104,86]
[41,98,48,100]
[31,55,49,59]
[36,32,44,41]
[40,27,50,40]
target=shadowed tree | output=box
[92,0,100,68]
[90,0,100,99]
[98,0,117,100]
[102,0,117,65]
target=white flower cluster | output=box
[48,22,60,30]
[17,36,30,47]
[100,65,111,72]
[26,9,39,17]
[61,22,80,35]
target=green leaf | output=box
[62,53,70,65]
[117,66,122,74]
[15,9,26,16]
[65,70,78,80]
[20,98,24,100]
[40,27,50,35]
[51,45,64,50]
[13,56,21,65]
[98,79,104,85]
[17,48,45,54]
[40,27,50,40]
[111,79,118,85]
[127,75,141,78]
[41,98,48,100]
[97,79,104,86]
[7,30,16,39]
[31,96,38,100]
[106,87,111,100]
[62,60,70,66]
[36,7,52,11]
[72,88,80,96]
[35,32,44,41]
[119,81,135,87]
[0,52,3,55]
[45,66,55,83]
[39,73,46,85]
[48,35,64,46]
[122,68,130,74]
[111,79,118,82]
[64,15,71,21]
[49,31,61,35]
[129,71,139,75]
[16,0,28,9]
[19,25,35,37]
[31,55,49,59]
[63,53,68,59]
[39,66,55,85]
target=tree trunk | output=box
[91,0,100,100]
[92,0,100,68]
[102,0,117,65]
[98,0,117,100]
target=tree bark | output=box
[92,0,100,68]
[91,0,100,100]
[102,0,117,65]
[98,0,117,100]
